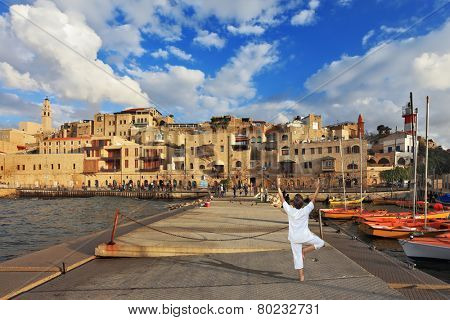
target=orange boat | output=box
[356,211,450,222]
[399,232,450,260]
[358,219,450,239]
[320,208,387,220]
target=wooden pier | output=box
[17,189,209,200]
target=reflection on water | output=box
[0,197,180,262]
[316,203,450,284]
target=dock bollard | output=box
[108,209,120,245]
[318,209,324,240]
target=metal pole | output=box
[108,209,120,245]
[318,209,324,239]
[413,108,419,220]
[359,135,363,213]
[339,138,347,210]
[424,96,430,227]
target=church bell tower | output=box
[41,97,52,133]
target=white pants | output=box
[290,234,325,270]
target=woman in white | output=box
[277,178,324,282]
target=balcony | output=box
[101,156,121,161]
[321,157,335,172]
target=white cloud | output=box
[413,52,450,90]
[193,30,225,49]
[304,20,450,147]
[0,62,41,91]
[2,0,149,108]
[205,42,278,101]
[150,49,169,59]
[168,46,193,61]
[362,30,375,46]
[337,0,352,7]
[380,25,408,34]
[183,0,281,24]
[291,0,320,26]
[227,24,265,36]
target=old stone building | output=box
[1,99,370,190]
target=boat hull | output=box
[399,240,450,260]
[358,223,412,238]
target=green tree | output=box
[380,167,410,184]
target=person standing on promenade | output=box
[277,177,324,282]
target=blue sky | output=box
[0,0,449,146]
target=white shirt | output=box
[282,201,315,243]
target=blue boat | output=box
[437,194,450,206]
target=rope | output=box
[119,212,288,242]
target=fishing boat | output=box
[359,219,450,239]
[320,208,387,220]
[399,232,450,260]
[329,196,365,206]
[436,194,450,206]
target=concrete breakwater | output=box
[17,189,209,199]
[0,188,17,198]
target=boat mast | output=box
[339,138,347,210]
[424,96,430,227]
[410,92,417,220]
[359,126,363,213]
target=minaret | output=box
[357,114,364,138]
[41,97,52,133]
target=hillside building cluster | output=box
[0,98,420,190]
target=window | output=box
[73,163,76,169]
[302,148,305,155]
[125,148,129,157]
[328,147,332,153]
[347,163,358,170]
[311,148,315,155]
[303,162,312,169]
[58,164,61,170]
[135,160,138,168]
[220,145,224,152]
[125,160,129,168]
[388,146,393,152]
[282,134,288,141]
[190,163,194,169]
[236,161,242,168]
[199,164,205,170]
[318,147,322,154]
[51,164,54,170]
[17,165,20,170]
[352,145,360,153]
[281,146,289,155]
[295,148,299,155]
[39,164,41,170]
[135,148,138,156]
[335,146,340,153]
[191,147,194,155]
[33,164,36,170]
[22,165,25,170]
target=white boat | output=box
[399,233,450,260]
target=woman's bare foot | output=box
[298,269,305,282]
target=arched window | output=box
[378,158,390,165]
[251,137,256,143]
[236,161,242,168]
[368,158,376,165]
[282,134,288,141]
[351,145,360,153]
[281,146,289,155]
[347,163,358,170]
[190,163,194,169]
[397,157,406,165]
[199,164,205,170]
[256,136,262,143]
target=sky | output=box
[0,0,449,146]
